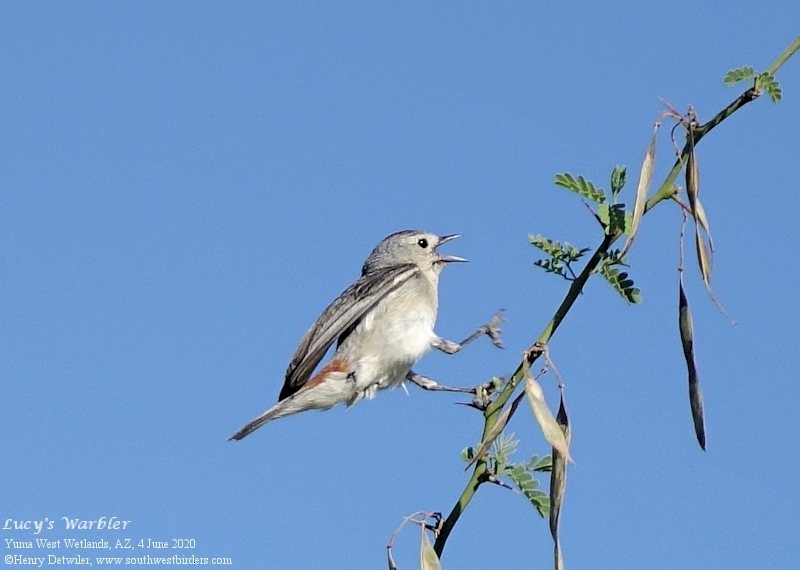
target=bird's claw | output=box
[483,311,505,349]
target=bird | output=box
[229,229,501,441]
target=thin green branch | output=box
[765,35,800,76]
[645,84,764,214]
[433,37,798,559]
[644,35,799,214]
[435,236,615,556]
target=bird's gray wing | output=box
[278,263,419,400]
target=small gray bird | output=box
[230,230,500,441]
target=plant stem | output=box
[765,35,800,76]
[433,37,798,558]
[435,233,615,556]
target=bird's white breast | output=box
[341,273,439,398]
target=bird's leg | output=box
[406,370,499,410]
[406,370,477,394]
[431,311,505,355]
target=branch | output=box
[433,37,798,558]
[434,233,615,557]
[645,35,799,214]
[765,35,800,76]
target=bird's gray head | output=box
[362,230,467,274]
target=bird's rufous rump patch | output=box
[304,358,350,390]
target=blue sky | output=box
[2,3,799,569]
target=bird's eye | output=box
[417,238,429,249]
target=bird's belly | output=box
[343,286,437,400]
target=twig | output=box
[432,38,798,558]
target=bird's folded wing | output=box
[279,263,419,400]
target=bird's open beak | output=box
[436,233,468,263]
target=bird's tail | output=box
[229,386,340,441]
[229,412,271,441]
[228,400,291,441]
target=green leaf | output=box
[610,165,627,196]
[565,244,589,261]
[723,65,755,86]
[530,235,589,261]
[599,265,642,304]
[534,258,567,278]
[598,203,627,235]
[529,455,552,472]
[531,235,590,281]
[608,203,627,234]
[490,432,519,471]
[603,249,629,266]
[758,72,782,102]
[530,234,565,257]
[598,203,609,227]
[514,471,533,483]
[508,464,527,477]
[554,173,606,203]
[505,463,550,518]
